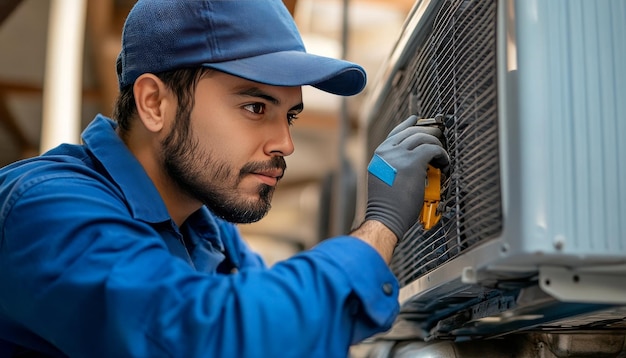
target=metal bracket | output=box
[539,266,626,305]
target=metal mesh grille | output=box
[367,0,502,287]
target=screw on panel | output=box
[553,235,566,250]
[500,243,510,254]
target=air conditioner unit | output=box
[357,0,626,341]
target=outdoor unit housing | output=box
[358,0,626,340]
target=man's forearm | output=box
[350,220,398,264]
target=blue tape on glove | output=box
[368,154,397,186]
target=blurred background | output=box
[0,0,413,265]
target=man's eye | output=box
[287,113,299,126]
[243,103,265,114]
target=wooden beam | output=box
[357,0,415,13]
[85,0,123,116]
[0,92,37,158]
[283,0,298,15]
[0,79,100,99]
[0,0,23,26]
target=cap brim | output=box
[203,51,366,96]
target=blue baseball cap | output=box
[116,0,367,96]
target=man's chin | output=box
[213,199,272,224]
[220,205,271,224]
[203,184,274,223]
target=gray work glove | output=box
[365,115,450,240]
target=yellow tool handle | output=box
[419,164,442,230]
[415,114,445,230]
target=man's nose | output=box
[265,120,295,157]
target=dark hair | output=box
[112,67,213,133]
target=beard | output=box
[160,112,286,224]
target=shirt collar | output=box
[81,114,171,223]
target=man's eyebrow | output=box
[236,87,304,112]
[236,87,280,105]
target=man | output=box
[0,1,448,357]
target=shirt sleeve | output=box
[0,174,399,357]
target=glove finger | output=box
[395,131,445,150]
[429,150,451,172]
[407,142,450,169]
[387,115,418,138]
[413,126,444,143]
[386,126,445,147]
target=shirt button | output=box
[382,282,394,296]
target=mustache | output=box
[240,156,287,179]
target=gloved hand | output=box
[365,115,450,240]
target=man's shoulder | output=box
[0,145,120,208]
[1,144,97,185]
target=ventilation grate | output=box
[367,0,502,286]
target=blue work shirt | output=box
[0,115,399,357]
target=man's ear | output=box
[133,74,170,133]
